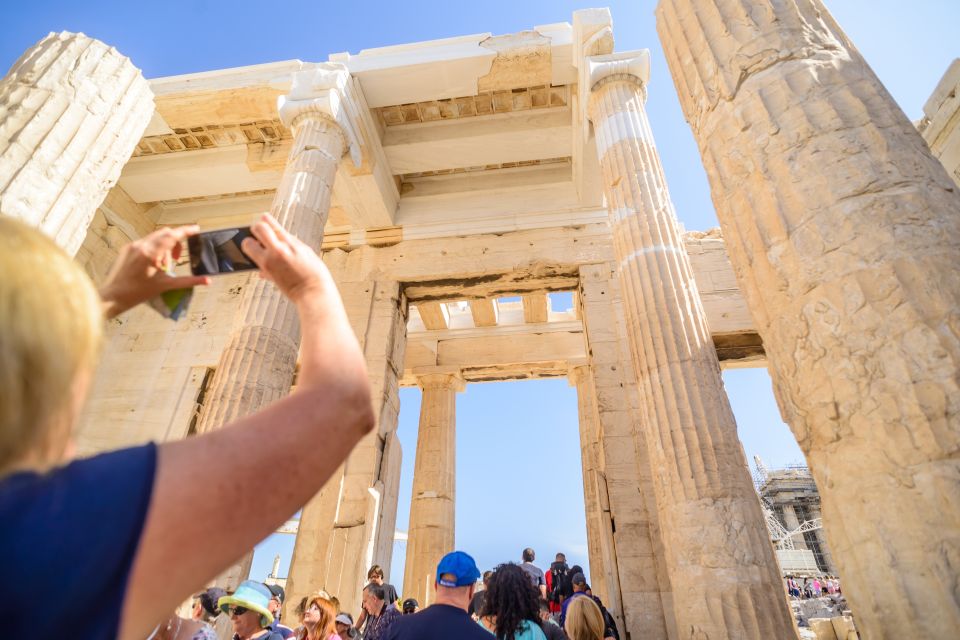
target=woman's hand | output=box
[99,225,211,319]
[241,214,333,304]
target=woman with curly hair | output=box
[481,564,547,640]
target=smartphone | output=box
[187,226,258,276]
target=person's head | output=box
[538,599,552,622]
[402,598,419,614]
[302,596,337,639]
[522,548,535,563]
[334,613,354,636]
[367,565,385,585]
[482,563,541,640]
[555,553,566,563]
[296,590,333,620]
[362,583,387,615]
[571,572,587,593]
[265,583,285,616]
[564,595,605,640]
[219,581,274,638]
[0,218,104,476]
[483,570,494,589]
[434,550,482,610]
[193,587,227,623]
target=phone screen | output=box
[188,227,258,276]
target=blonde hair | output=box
[0,217,103,474]
[564,596,605,640]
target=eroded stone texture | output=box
[656,1,960,637]
[403,373,463,606]
[0,31,153,254]
[284,275,407,618]
[586,52,797,638]
[194,68,351,590]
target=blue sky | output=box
[6,0,956,600]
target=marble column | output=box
[585,51,797,638]
[403,372,463,607]
[656,1,960,636]
[195,64,356,590]
[0,31,153,254]
[569,365,610,606]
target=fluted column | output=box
[0,31,153,254]
[656,1,960,636]
[403,372,463,607]
[585,51,797,638]
[195,64,357,590]
[569,365,610,606]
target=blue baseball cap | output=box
[436,551,481,587]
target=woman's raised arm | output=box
[118,215,375,639]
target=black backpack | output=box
[549,562,571,604]
[592,595,620,640]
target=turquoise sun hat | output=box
[217,581,274,628]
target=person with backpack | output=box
[547,554,571,615]
[582,582,619,640]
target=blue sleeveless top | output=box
[0,443,157,638]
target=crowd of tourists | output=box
[785,576,842,599]
[172,548,619,640]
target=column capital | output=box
[579,50,651,127]
[587,50,651,94]
[416,372,465,392]
[278,63,363,167]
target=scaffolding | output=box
[753,456,823,552]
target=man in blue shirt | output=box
[384,551,493,640]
